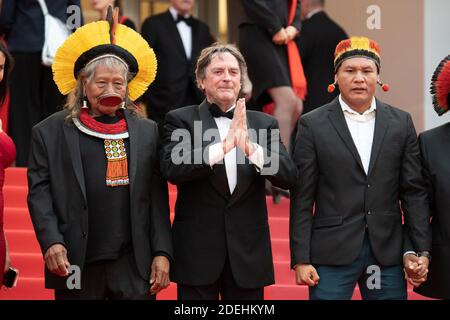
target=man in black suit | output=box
[161,43,297,300]
[27,15,172,299]
[296,0,347,114]
[140,0,215,123]
[290,36,431,300]
[414,55,450,299]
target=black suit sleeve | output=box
[418,133,434,216]
[0,0,17,35]
[27,127,66,255]
[297,21,313,64]
[241,0,283,36]
[290,0,302,32]
[160,111,213,185]
[260,118,298,189]
[149,124,173,260]
[289,117,318,266]
[399,114,432,252]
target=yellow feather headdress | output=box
[52,9,157,101]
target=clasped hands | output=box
[272,26,299,45]
[222,98,256,157]
[403,253,429,287]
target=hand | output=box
[403,254,429,287]
[222,110,239,154]
[149,255,170,295]
[272,28,288,45]
[285,26,299,42]
[44,244,70,277]
[234,99,255,156]
[295,264,320,286]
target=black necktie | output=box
[209,104,234,119]
[176,14,193,26]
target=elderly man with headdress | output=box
[413,55,450,299]
[27,8,172,300]
[290,36,432,300]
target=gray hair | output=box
[195,42,248,92]
[64,56,137,120]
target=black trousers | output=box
[177,256,264,300]
[8,52,65,166]
[55,251,154,300]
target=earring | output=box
[377,80,390,92]
[121,101,126,109]
[327,82,337,93]
[82,98,88,109]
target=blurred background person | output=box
[238,0,303,151]
[0,42,16,287]
[140,0,215,124]
[0,39,11,132]
[0,0,82,166]
[89,0,135,29]
[415,55,450,299]
[296,0,347,114]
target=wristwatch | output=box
[417,251,432,262]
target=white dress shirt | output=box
[169,7,192,60]
[207,106,264,194]
[339,95,377,175]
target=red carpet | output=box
[0,168,430,300]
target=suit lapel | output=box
[124,110,138,196]
[63,121,87,203]
[198,101,231,199]
[367,100,389,176]
[164,10,189,61]
[328,99,365,173]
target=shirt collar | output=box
[339,95,377,116]
[307,8,323,19]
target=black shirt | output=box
[79,114,131,264]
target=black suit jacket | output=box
[140,11,215,123]
[290,98,431,268]
[27,110,173,289]
[296,12,348,113]
[161,100,297,288]
[414,124,450,299]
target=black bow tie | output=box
[176,14,193,26]
[209,104,234,119]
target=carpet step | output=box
[268,217,289,239]
[9,253,45,278]
[4,229,41,253]
[4,168,28,187]
[274,261,296,285]
[0,277,54,300]
[271,238,290,262]
[4,207,33,230]
[3,185,28,209]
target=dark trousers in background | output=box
[177,256,264,300]
[8,52,65,166]
[55,251,154,300]
[309,232,407,300]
